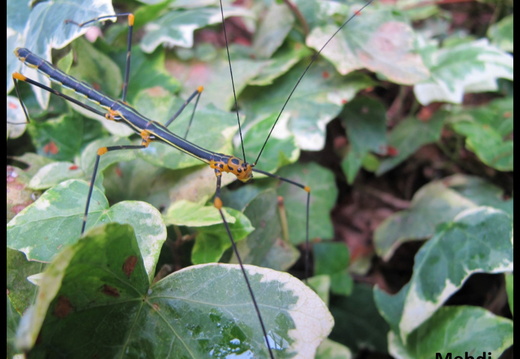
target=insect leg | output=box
[12,72,107,122]
[213,173,276,359]
[163,86,204,140]
[65,13,135,102]
[253,168,311,280]
[81,143,147,235]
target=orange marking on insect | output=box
[105,109,120,121]
[98,147,108,156]
[140,129,154,146]
[209,157,253,182]
[214,197,223,209]
[13,72,27,81]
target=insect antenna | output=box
[220,0,247,164]
[253,0,375,166]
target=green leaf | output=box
[8,295,23,358]
[7,95,27,139]
[448,97,513,171]
[164,200,255,264]
[374,207,512,341]
[7,0,115,107]
[192,207,254,264]
[168,46,267,111]
[487,14,513,53]
[277,162,338,244]
[251,1,295,59]
[28,161,84,190]
[105,160,235,210]
[376,111,445,175]
[11,153,56,177]
[330,283,389,355]
[133,90,238,170]
[7,180,167,282]
[7,248,44,316]
[229,189,300,271]
[505,273,513,315]
[28,136,140,191]
[141,6,254,53]
[7,247,46,357]
[388,306,513,359]
[7,165,38,222]
[316,338,353,359]
[165,199,235,227]
[314,242,352,296]
[248,41,312,87]
[307,5,429,84]
[241,62,373,151]
[242,113,300,174]
[26,113,85,162]
[7,180,107,261]
[415,39,513,105]
[69,38,122,100]
[341,97,387,183]
[307,275,331,306]
[65,38,135,136]
[374,175,513,259]
[21,224,334,357]
[113,46,181,105]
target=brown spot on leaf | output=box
[101,284,120,298]
[123,255,138,278]
[54,296,73,318]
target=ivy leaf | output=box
[341,97,387,183]
[374,175,513,260]
[376,111,445,175]
[7,180,167,282]
[241,62,373,151]
[307,8,430,84]
[448,97,513,171]
[7,0,115,107]
[141,6,254,53]
[415,39,513,105]
[19,223,334,358]
[374,207,512,341]
[277,162,338,244]
[229,189,300,271]
[387,306,513,359]
[487,14,513,53]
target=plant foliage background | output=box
[7,0,513,358]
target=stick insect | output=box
[8,0,374,357]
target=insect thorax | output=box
[209,155,253,182]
